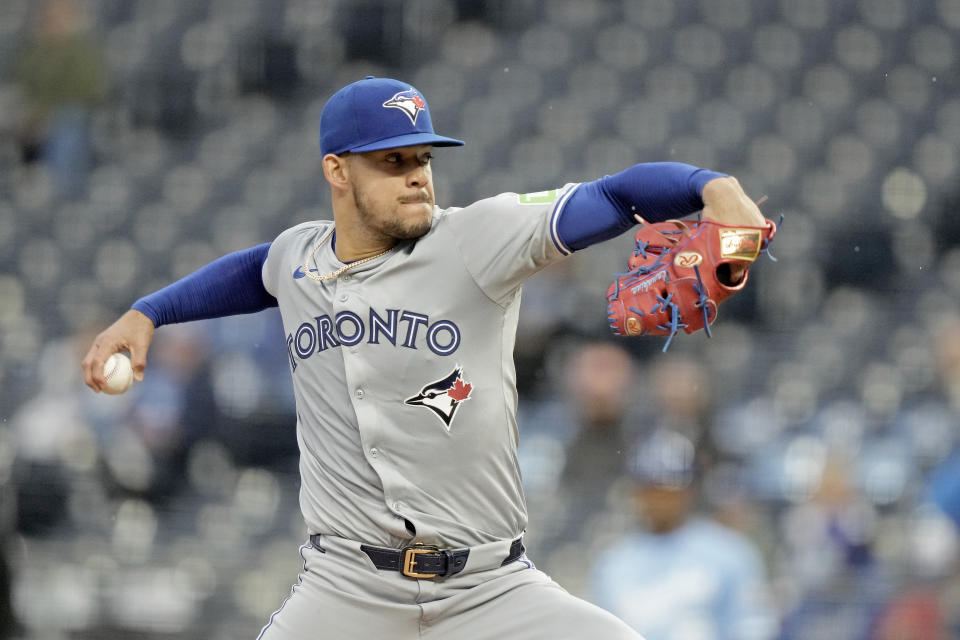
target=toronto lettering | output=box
[285,307,461,371]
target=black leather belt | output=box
[310,535,524,579]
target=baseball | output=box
[102,353,134,395]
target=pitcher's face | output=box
[347,145,436,240]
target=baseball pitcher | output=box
[81,76,770,639]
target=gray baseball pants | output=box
[257,534,644,639]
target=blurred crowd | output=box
[3,0,960,638]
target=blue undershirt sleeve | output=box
[131,242,277,327]
[556,162,727,251]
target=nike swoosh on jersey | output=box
[293,266,306,279]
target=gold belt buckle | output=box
[402,544,441,579]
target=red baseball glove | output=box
[606,217,778,350]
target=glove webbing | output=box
[610,252,671,298]
[610,226,683,298]
[692,264,712,340]
[652,291,684,352]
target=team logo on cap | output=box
[405,366,473,431]
[383,89,426,125]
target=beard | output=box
[353,185,433,240]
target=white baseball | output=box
[102,353,134,395]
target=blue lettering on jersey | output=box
[369,308,399,345]
[399,311,428,348]
[426,320,460,356]
[285,307,461,371]
[336,311,364,346]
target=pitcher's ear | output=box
[322,153,350,188]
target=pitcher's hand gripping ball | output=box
[102,352,134,395]
[606,217,778,351]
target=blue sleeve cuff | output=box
[132,243,277,327]
[556,162,727,251]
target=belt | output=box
[310,534,524,579]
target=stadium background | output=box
[2,0,960,637]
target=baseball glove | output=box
[606,216,778,351]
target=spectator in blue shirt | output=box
[590,429,777,640]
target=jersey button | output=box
[355,389,364,399]
[370,447,379,458]
[339,293,349,302]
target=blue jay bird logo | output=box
[382,89,426,125]
[404,367,473,431]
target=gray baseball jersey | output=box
[261,185,579,549]
[258,185,645,640]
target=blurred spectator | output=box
[869,586,945,640]
[204,313,299,468]
[648,353,715,444]
[927,445,960,532]
[0,430,18,639]
[12,0,106,197]
[516,339,638,596]
[0,549,15,640]
[7,334,88,535]
[95,324,217,501]
[590,429,777,640]
[934,315,960,414]
[914,433,960,638]
[775,455,885,640]
[927,316,960,529]
[552,340,638,540]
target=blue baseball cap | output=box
[319,76,465,156]
[628,429,697,489]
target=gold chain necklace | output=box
[302,226,393,282]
